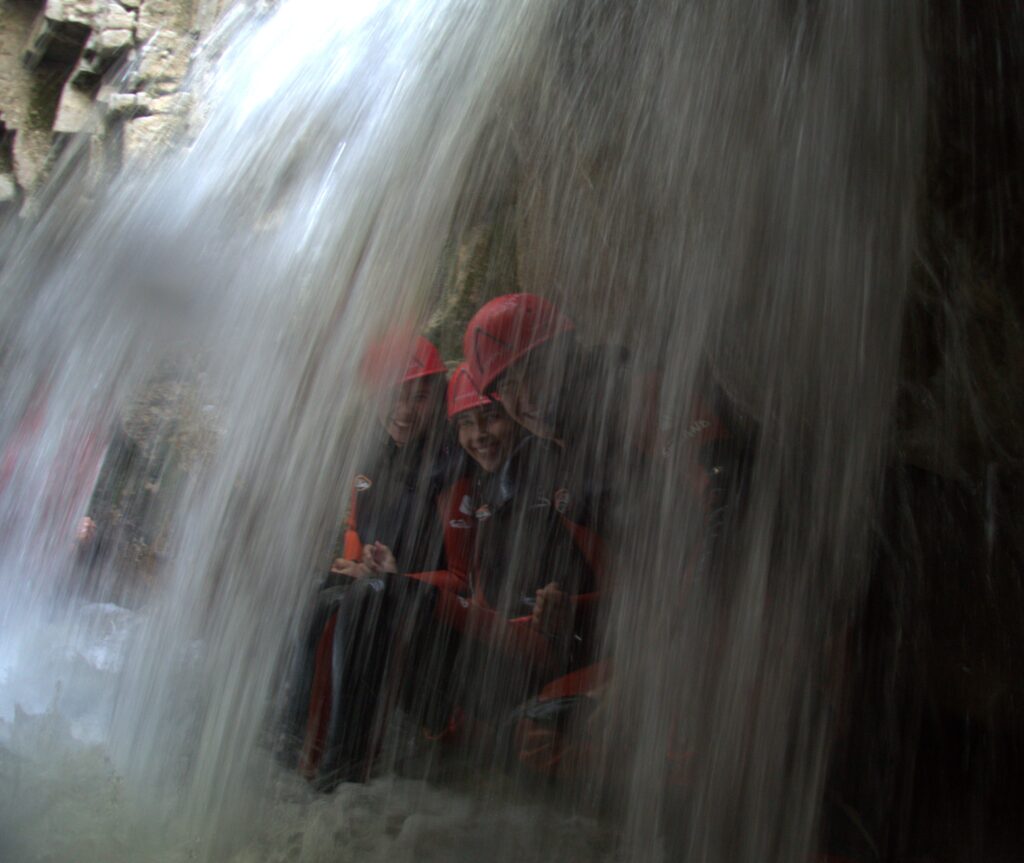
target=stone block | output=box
[123,113,178,158]
[70,27,132,89]
[97,27,133,51]
[22,9,91,68]
[101,5,136,31]
[149,92,189,115]
[69,51,102,89]
[136,0,194,42]
[44,0,97,28]
[136,31,192,92]
[149,79,182,96]
[12,127,51,191]
[0,173,17,202]
[53,79,98,133]
[105,92,149,115]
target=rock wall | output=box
[0,0,51,206]
[0,0,231,209]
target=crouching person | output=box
[279,333,451,788]
[402,362,602,757]
[462,293,616,778]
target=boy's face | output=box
[455,404,516,473]
[494,358,558,440]
[380,376,437,447]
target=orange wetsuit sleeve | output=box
[341,489,362,561]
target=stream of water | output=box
[0,1,925,861]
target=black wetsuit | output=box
[277,431,451,778]
[472,434,596,618]
[338,433,450,574]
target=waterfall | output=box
[0,1,926,860]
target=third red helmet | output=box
[463,294,575,395]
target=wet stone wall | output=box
[0,0,230,209]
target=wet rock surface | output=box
[0,0,222,202]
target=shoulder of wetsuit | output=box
[489,435,564,509]
[440,446,475,488]
[428,431,464,485]
[389,431,458,504]
[382,433,404,463]
[703,377,759,448]
[357,431,394,475]
[562,342,630,402]
[555,343,634,452]
[352,436,390,487]
[557,477,611,533]
[583,342,631,369]
[695,380,758,468]
[444,457,482,492]
[574,343,632,392]
[384,433,430,483]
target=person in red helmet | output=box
[448,363,518,474]
[464,293,577,444]
[462,292,643,552]
[277,331,452,777]
[421,360,602,751]
[463,294,754,781]
[463,293,619,652]
[442,368,602,728]
[331,333,451,578]
[289,362,503,785]
[356,363,521,588]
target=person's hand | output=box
[532,582,572,638]
[76,516,97,546]
[331,557,371,579]
[362,541,398,574]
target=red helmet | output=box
[446,362,492,419]
[463,294,575,394]
[360,331,446,390]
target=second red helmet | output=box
[446,362,492,419]
[463,294,575,395]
